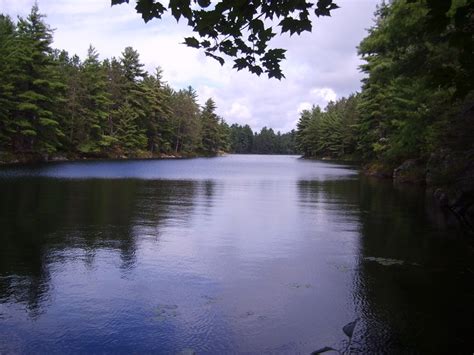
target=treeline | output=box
[0,6,232,159]
[229,124,297,154]
[296,0,473,168]
[296,95,359,159]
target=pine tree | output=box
[200,98,221,154]
[141,68,173,153]
[79,45,111,154]
[0,15,17,149]
[13,5,65,154]
[54,51,87,151]
[170,87,201,153]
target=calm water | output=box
[0,155,472,354]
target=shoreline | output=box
[300,155,474,231]
[0,151,230,166]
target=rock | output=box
[430,150,474,231]
[427,149,463,186]
[50,155,68,162]
[393,159,426,184]
[433,188,449,207]
[363,162,393,178]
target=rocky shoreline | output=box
[364,149,474,233]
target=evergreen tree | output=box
[229,124,253,153]
[218,119,231,152]
[356,0,472,162]
[121,46,145,83]
[79,45,111,153]
[0,15,17,149]
[200,98,221,154]
[54,51,87,151]
[170,87,201,153]
[141,68,172,153]
[294,96,360,159]
[295,108,314,157]
[13,5,65,153]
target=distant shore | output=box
[0,151,222,166]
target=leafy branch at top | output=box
[111,0,339,79]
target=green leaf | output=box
[21,129,37,137]
[233,58,248,71]
[135,0,166,22]
[315,0,339,17]
[15,120,32,128]
[205,52,224,66]
[220,40,238,56]
[197,0,211,8]
[111,0,128,5]
[249,19,264,33]
[169,0,192,22]
[201,40,211,48]
[184,37,200,48]
[18,103,39,112]
[39,118,59,126]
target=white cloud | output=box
[227,102,251,120]
[297,102,313,113]
[309,88,338,108]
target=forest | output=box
[295,0,473,186]
[1,1,472,175]
[0,6,296,162]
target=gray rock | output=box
[393,159,425,183]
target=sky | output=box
[0,0,380,133]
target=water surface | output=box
[0,155,472,353]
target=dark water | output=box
[0,155,472,354]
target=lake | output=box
[0,155,472,353]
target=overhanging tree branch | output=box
[111,0,339,79]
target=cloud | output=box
[297,102,313,113]
[1,0,380,133]
[310,88,337,105]
[227,103,252,120]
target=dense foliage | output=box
[296,95,359,159]
[112,0,339,79]
[0,6,233,159]
[296,0,473,165]
[229,124,297,154]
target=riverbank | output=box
[0,150,227,166]
[302,151,474,232]
[363,151,474,232]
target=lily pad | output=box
[364,257,405,266]
[288,282,312,289]
[154,304,179,321]
[201,295,220,305]
[240,310,255,318]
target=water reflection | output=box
[297,176,474,353]
[0,157,472,353]
[0,179,200,317]
[353,177,474,354]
